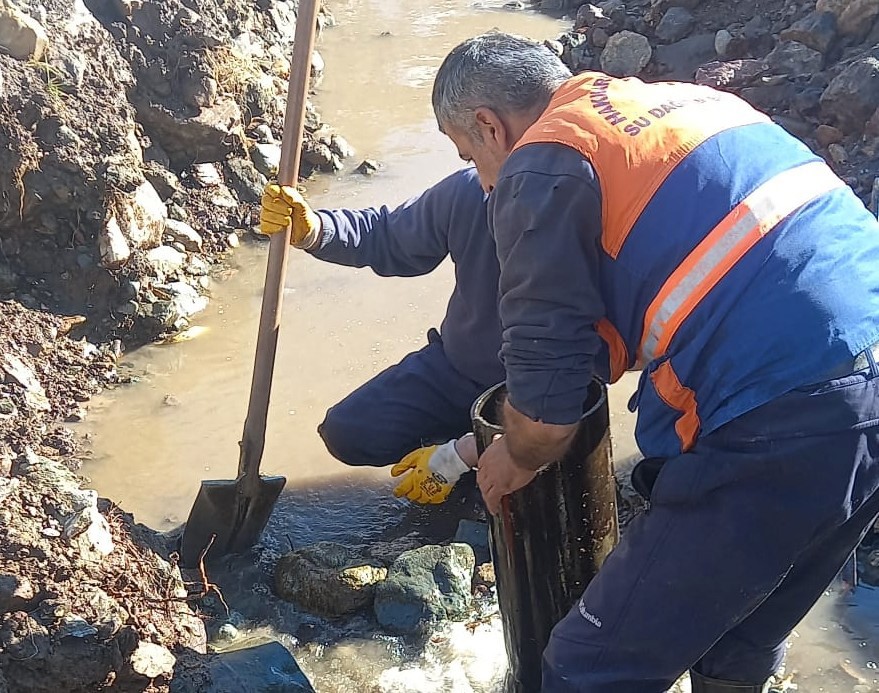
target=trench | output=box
[77,0,879,690]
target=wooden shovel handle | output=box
[238,0,321,481]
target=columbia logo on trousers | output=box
[578,598,602,628]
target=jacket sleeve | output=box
[488,144,606,426]
[309,175,462,277]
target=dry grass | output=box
[203,45,271,111]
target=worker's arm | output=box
[312,169,485,276]
[477,144,604,511]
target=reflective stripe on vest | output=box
[639,161,845,364]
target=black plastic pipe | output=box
[471,379,619,693]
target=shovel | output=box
[179,0,322,567]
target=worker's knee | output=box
[318,403,396,467]
[541,601,605,690]
[318,406,373,467]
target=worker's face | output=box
[444,108,514,193]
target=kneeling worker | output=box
[260,168,501,504]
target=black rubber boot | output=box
[689,670,770,692]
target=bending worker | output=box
[260,169,501,504]
[432,32,879,693]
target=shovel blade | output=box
[179,475,286,568]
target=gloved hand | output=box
[391,438,472,504]
[260,183,322,249]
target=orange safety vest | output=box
[511,72,855,455]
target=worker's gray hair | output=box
[432,32,572,138]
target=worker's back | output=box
[516,73,879,458]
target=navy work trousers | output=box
[543,364,879,692]
[317,331,489,467]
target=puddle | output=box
[78,0,879,689]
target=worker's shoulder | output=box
[502,142,597,185]
[432,166,485,199]
[419,167,488,218]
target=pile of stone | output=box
[543,0,879,211]
[272,538,495,636]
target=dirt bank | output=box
[0,0,352,347]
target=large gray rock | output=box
[170,641,315,693]
[600,31,652,77]
[0,4,47,61]
[655,7,695,44]
[765,41,824,76]
[839,0,879,38]
[273,542,387,617]
[225,158,266,204]
[374,543,475,635]
[250,143,282,178]
[653,34,716,80]
[138,98,242,168]
[101,181,167,261]
[820,57,879,134]
[779,12,838,54]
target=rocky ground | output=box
[542,0,879,211]
[0,0,359,688]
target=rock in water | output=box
[374,543,475,635]
[181,641,315,693]
[273,542,387,617]
[600,31,652,77]
[355,159,380,175]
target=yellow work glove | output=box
[260,183,322,249]
[391,439,472,504]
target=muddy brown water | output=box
[80,0,879,690]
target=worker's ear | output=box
[474,107,512,152]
